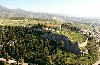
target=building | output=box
[47,24,61,30]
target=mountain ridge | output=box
[0,5,100,24]
[0,5,55,19]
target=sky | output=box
[0,0,100,17]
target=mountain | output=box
[0,5,100,24]
[0,5,85,21]
[0,5,81,22]
[0,5,56,19]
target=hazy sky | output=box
[0,0,100,17]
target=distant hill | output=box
[0,5,55,19]
[0,5,100,24]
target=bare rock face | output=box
[78,38,88,48]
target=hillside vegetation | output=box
[0,23,99,65]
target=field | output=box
[0,18,63,26]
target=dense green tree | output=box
[0,25,98,65]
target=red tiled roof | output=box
[47,24,61,26]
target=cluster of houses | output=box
[80,27,100,43]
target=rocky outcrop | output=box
[78,38,88,48]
